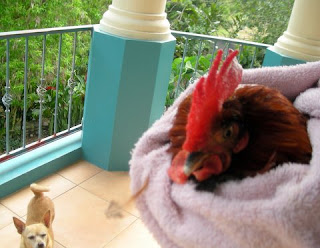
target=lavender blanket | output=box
[130,61,320,248]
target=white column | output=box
[99,0,172,41]
[274,0,320,61]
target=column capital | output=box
[99,0,173,41]
[274,0,320,61]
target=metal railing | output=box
[169,31,271,103]
[0,25,94,161]
[0,25,271,161]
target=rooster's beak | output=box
[183,152,207,176]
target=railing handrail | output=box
[171,30,271,49]
[0,26,271,49]
[0,24,95,40]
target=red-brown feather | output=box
[226,85,312,176]
[168,85,312,185]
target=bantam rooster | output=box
[168,49,312,191]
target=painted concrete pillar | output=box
[263,0,320,66]
[82,1,176,171]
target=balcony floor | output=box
[0,160,160,248]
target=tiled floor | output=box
[0,160,160,248]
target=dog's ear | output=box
[42,210,51,228]
[13,217,25,234]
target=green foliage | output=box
[166,0,294,44]
[224,0,295,44]
[166,53,212,107]
[0,0,111,31]
[165,43,265,107]
[166,0,223,35]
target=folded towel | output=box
[294,79,320,118]
[241,61,320,99]
[130,61,320,248]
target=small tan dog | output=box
[13,183,55,248]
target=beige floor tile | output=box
[105,219,160,248]
[0,204,18,230]
[54,241,66,248]
[0,223,21,247]
[1,173,75,217]
[1,186,34,217]
[57,160,102,184]
[80,171,140,217]
[53,186,137,248]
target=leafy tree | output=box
[0,0,110,31]
[166,0,222,35]
[166,0,294,44]
[225,0,294,44]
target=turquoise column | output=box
[82,25,176,171]
[262,47,305,67]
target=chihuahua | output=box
[13,183,55,248]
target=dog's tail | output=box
[30,183,50,197]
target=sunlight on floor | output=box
[0,160,160,248]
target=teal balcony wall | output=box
[262,47,305,66]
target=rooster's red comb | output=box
[183,49,243,152]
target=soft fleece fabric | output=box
[129,60,320,248]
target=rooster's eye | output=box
[223,125,233,139]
